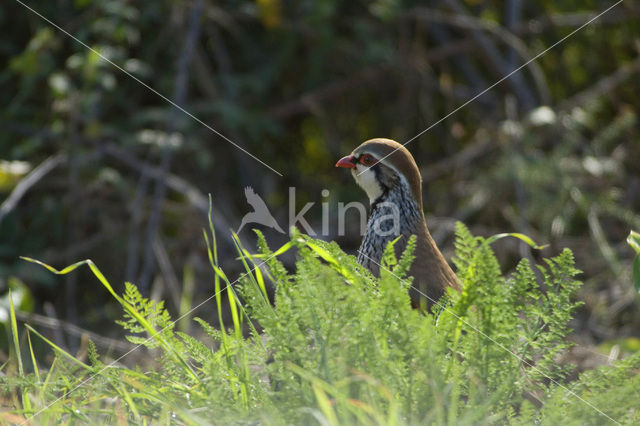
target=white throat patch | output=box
[352,163,383,203]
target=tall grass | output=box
[2,214,639,424]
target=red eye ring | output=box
[359,154,376,166]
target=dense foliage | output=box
[1,1,640,422]
[1,0,639,344]
[2,224,638,423]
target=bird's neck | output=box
[370,179,424,234]
[357,179,426,273]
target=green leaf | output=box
[21,257,198,382]
[26,330,39,380]
[627,231,640,292]
[627,230,640,254]
[486,232,548,250]
[26,325,92,370]
[304,239,356,283]
[242,240,295,259]
[8,290,23,377]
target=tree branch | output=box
[0,154,67,226]
[138,0,204,293]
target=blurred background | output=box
[1,0,639,366]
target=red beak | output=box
[336,155,357,169]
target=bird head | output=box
[336,138,423,206]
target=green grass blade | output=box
[627,230,640,254]
[20,257,122,300]
[22,257,198,382]
[118,384,141,422]
[486,232,548,250]
[226,280,242,340]
[178,263,195,334]
[26,325,92,371]
[627,230,640,292]
[8,289,23,376]
[42,356,57,392]
[19,257,90,275]
[26,329,40,380]
[241,240,295,259]
[9,290,33,414]
[205,197,250,405]
[229,236,269,351]
[203,229,229,348]
[312,382,339,426]
[303,239,356,282]
[232,233,271,307]
[288,362,385,425]
[252,256,269,302]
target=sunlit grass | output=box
[2,212,639,424]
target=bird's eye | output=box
[360,154,376,166]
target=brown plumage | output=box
[336,138,459,309]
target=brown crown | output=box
[351,138,423,206]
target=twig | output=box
[408,5,549,107]
[426,22,493,103]
[513,9,640,35]
[99,143,274,295]
[505,0,522,68]
[268,66,392,120]
[420,138,496,183]
[445,0,537,109]
[267,38,487,121]
[558,55,640,111]
[100,143,236,247]
[0,153,67,226]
